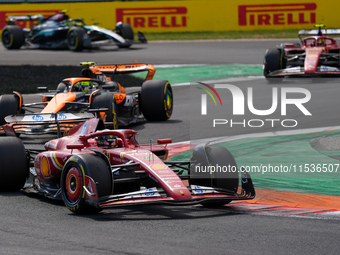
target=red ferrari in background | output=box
[263,25,340,80]
[0,116,255,214]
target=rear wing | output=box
[6,14,44,25]
[299,29,340,36]
[81,62,156,81]
[298,28,340,41]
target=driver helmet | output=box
[96,134,117,148]
[317,38,326,46]
[74,81,93,93]
[49,13,69,22]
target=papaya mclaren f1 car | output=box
[1,11,146,51]
[263,24,340,80]
[0,62,173,136]
[0,117,255,214]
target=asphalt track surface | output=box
[1,41,340,255]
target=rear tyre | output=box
[1,25,25,49]
[263,48,285,82]
[140,80,173,121]
[90,92,117,129]
[67,26,85,51]
[0,94,20,126]
[0,137,27,191]
[190,146,239,207]
[116,23,134,48]
[61,154,112,214]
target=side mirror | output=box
[37,87,48,92]
[157,138,172,145]
[66,143,85,150]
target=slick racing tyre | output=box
[116,23,134,48]
[0,94,21,126]
[90,92,117,129]
[263,48,285,82]
[1,25,25,49]
[140,80,173,121]
[67,26,86,51]
[189,146,239,207]
[61,154,112,214]
[0,137,28,191]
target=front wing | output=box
[85,171,255,209]
[2,112,94,136]
[267,66,340,77]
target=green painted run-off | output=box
[172,131,340,196]
[154,64,263,84]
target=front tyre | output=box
[116,23,134,48]
[67,26,86,51]
[0,137,28,191]
[190,145,239,207]
[263,48,285,82]
[1,25,25,49]
[61,154,112,214]
[0,94,21,126]
[140,80,173,121]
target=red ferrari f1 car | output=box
[0,62,173,136]
[0,116,255,214]
[263,25,340,80]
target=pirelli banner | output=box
[0,1,338,33]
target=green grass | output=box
[144,30,299,41]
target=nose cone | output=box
[304,47,324,73]
[170,187,192,200]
